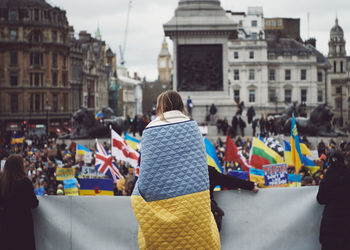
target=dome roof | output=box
[0,0,51,9]
[330,18,344,39]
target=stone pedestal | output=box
[164,0,238,122]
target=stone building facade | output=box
[0,0,71,132]
[327,18,350,129]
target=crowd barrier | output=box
[33,187,323,250]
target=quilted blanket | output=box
[131,119,220,249]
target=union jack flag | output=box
[95,141,122,182]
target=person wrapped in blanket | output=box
[209,166,259,231]
[131,90,220,249]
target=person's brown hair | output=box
[156,90,186,121]
[0,154,26,197]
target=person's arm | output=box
[208,166,256,191]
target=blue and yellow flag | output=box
[76,144,91,155]
[124,133,140,151]
[79,178,114,196]
[204,137,224,173]
[291,115,303,173]
[11,133,24,144]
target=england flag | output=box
[111,129,139,168]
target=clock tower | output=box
[158,38,172,83]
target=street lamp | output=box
[45,100,51,135]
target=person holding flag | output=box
[291,114,303,173]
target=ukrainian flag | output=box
[204,137,224,173]
[79,178,114,196]
[124,133,140,151]
[291,115,304,173]
[249,168,265,187]
[76,144,91,155]
[11,133,25,144]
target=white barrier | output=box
[33,187,323,250]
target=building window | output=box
[10,94,18,112]
[234,51,239,59]
[317,90,323,103]
[301,69,307,80]
[34,9,39,21]
[249,51,254,59]
[35,94,40,112]
[336,99,342,109]
[333,61,337,73]
[277,19,282,27]
[268,89,276,102]
[249,89,255,103]
[234,70,239,80]
[249,69,255,80]
[10,72,18,86]
[285,89,292,103]
[336,86,342,94]
[301,89,307,102]
[10,30,17,41]
[34,73,40,86]
[234,90,240,101]
[52,72,57,86]
[52,53,57,68]
[10,51,18,65]
[63,56,67,69]
[285,69,291,80]
[317,72,323,82]
[265,20,271,27]
[340,61,344,73]
[251,32,258,39]
[30,52,42,66]
[63,93,68,111]
[30,94,33,112]
[10,10,17,21]
[62,72,67,86]
[251,20,257,27]
[52,31,57,42]
[53,94,58,112]
[269,69,275,81]
[271,20,276,27]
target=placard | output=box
[263,163,288,187]
[56,168,75,181]
[84,151,92,164]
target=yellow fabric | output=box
[300,143,312,157]
[79,190,113,196]
[131,190,220,250]
[125,140,139,151]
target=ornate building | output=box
[327,18,350,128]
[157,38,172,83]
[0,0,71,132]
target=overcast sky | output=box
[49,0,350,81]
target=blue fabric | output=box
[133,120,209,202]
[228,170,248,180]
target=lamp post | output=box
[45,100,51,135]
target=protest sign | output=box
[263,163,288,187]
[63,178,79,196]
[56,168,75,181]
[84,151,92,164]
[81,166,97,178]
[35,186,45,196]
[288,174,302,187]
[1,160,5,172]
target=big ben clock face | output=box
[159,59,166,68]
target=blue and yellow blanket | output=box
[131,119,220,249]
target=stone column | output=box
[164,0,237,122]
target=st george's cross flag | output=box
[111,129,139,168]
[95,140,122,182]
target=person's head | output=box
[1,154,26,197]
[156,90,186,120]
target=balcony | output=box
[33,187,322,250]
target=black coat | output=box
[0,178,39,250]
[317,165,350,247]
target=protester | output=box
[0,154,39,250]
[209,165,258,231]
[210,103,218,125]
[186,96,193,118]
[131,90,220,249]
[317,151,350,250]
